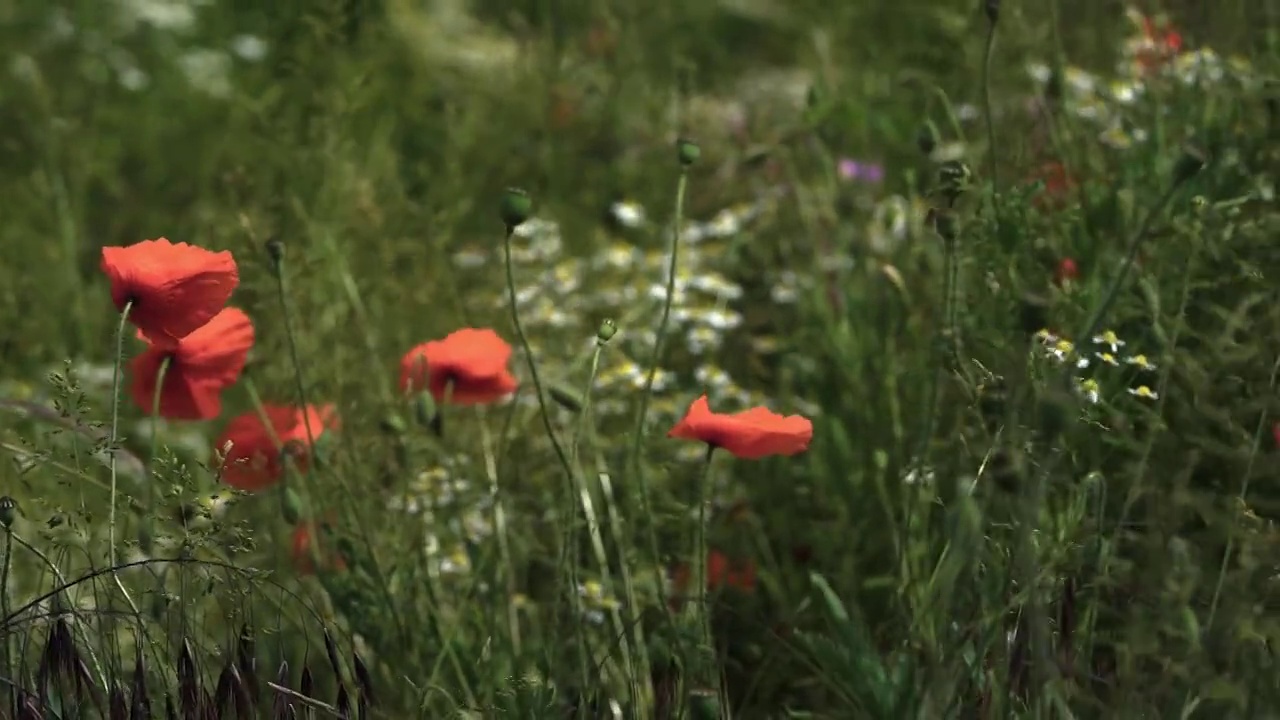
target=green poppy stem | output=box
[144,355,172,552]
[107,300,134,567]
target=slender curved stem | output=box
[144,355,172,551]
[107,300,134,567]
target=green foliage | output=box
[0,0,1278,718]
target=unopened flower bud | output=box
[930,209,959,244]
[549,384,583,413]
[500,188,533,229]
[0,496,16,528]
[379,413,407,436]
[984,0,1000,24]
[265,239,285,274]
[676,138,701,167]
[597,319,618,343]
[280,486,303,525]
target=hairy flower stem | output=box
[144,356,172,552]
[624,166,693,710]
[500,224,588,683]
[106,302,142,616]
[692,446,716,656]
[108,300,134,567]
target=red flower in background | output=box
[1133,12,1183,71]
[216,404,338,492]
[129,307,254,420]
[399,328,518,405]
[101,238,239,349]
[1031,161,1077,210]
[669,549,757,611]
[668,395,812,459]
[1273,422,1280,449]
[1054,258,1079,288]
[292,519,347,575]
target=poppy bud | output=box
[0,496,15,528]
[931,209,959,244]
[984,0,999,24]
[917,121,939,156]
[265,239,285,274]
[280,486,303,525]
[1191,195,1209,215]
[379,413,407,436]
[676,138,701,167]
[413,390,437,423]
[1173,144,1206,183]
[549,383,584,413]
[597,318,618,343]
[499,188,533,229]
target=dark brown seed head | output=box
[322,629,343,676]
[177,638,200,720]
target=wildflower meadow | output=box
[0,0,1277,717]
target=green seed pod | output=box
[280,486,303,525]
[676,138,701,167]
[0,496,16,528]
[500,187,533,229]
[597,318,618,343]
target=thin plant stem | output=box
[271,258,318,464]
[500,223,586,684]
[571,339,641,700]
[107,300,134,567]
[1,525,10,711]
[105,302,143,619]
[691,445,716,652]
[501,228,573,480]
[144,355,172,551]
[475,405,521,654]
[981,12,1000,191]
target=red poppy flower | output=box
[1273,422,1280,449]
[1031,162,1076,210]
[292,519,347,575]
[1054,258,1079,288]
[101,238,239,349]
[668,395,812,459]
[129,307,254,420]
[668,549,757,611]
[399,328,519,405]
[1134,14,1183,71]
[215,404,338,492]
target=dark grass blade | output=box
[352,650,374,709]
[271,661,293,719]
[177,639,200,719]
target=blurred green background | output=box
[0,0,1278,717]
